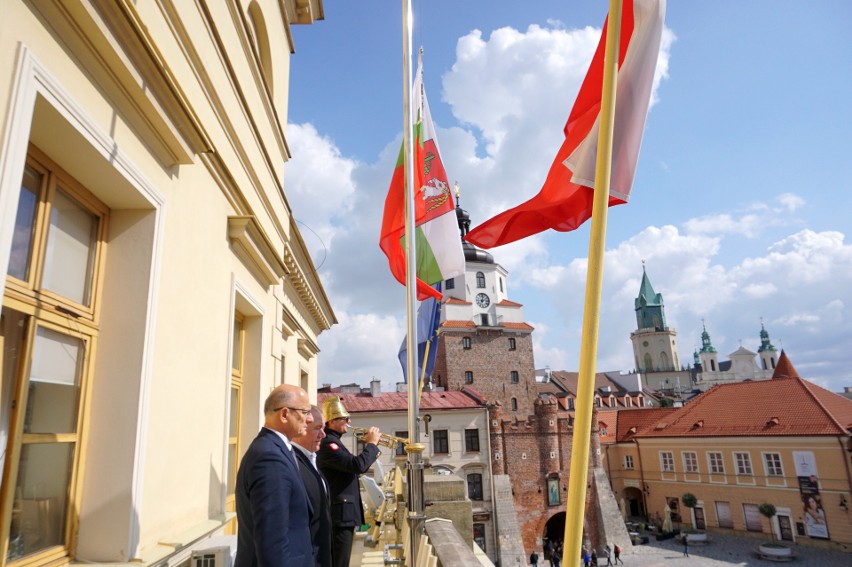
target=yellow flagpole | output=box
[562,1,622,566]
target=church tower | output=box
[630,267,689,392]
[432,195,537,416]
[757,321,778,371]
[698,323,719,373]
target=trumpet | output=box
[350,426,409,451]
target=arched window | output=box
[510,371,519,383]
[660,352,669,371]
[467,473,483,500]
[476,271,485,288]
[510,398,518,411]
[643,353,653,372]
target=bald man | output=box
[235,385,315,567]
[293,407,333,567]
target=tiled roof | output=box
[317,390,485,413]
[502,322,535,330]
[497,299,523,307]
[441,320,476,328]
[637,352,852,437]
[614,408,678,442]
[443,297,471,305]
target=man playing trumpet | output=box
[317,396,381,567]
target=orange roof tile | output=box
[441,320,476,328]
[636,355,852,438]
[614,408,678,442]
[502,322,535,331]
[497,299,523,307]
[443,297,471,305]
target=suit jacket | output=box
[294,447,333,567]
[316,427,380,529]
[235,428,314,567]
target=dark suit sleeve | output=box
[246,450,302,567]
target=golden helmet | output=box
[321,396,350,423]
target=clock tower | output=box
[432,199,537,416]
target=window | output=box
[226,312,246,533]
[395,431,409,456]
[763,453,783,477]
[473,523,486,552]
[476,271,485,288]
[734,452,752,475]
[624,455,634,469]
[683,452,699,473]
[708,452,725,474]
[510,371,519,384]
[510,398,518,411]
[446,278,455,290]
[595,397,602,408]
[567,398,575,410]
[467,473,484,500]
[599,425,607,436]
[499,277,504,292]
[463,337,472,349]
[465,429,480,452]
[660,452,675,472]
[2,152,108,564]
[508,337,516,350]
[465,371,473,384]
[433,430,449,454]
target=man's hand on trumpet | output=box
[362,426,382,446]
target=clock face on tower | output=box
[475,293,490,308]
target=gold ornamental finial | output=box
[454,181,460,201]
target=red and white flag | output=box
[465,0,665,249]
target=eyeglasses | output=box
[273,406,312,416]
[333,416,351,422]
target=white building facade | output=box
[0,2,332,566]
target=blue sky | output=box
[284,1,852,394]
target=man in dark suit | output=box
[293,406,333,567]
[235,384,315,567]
[317,396,381,567]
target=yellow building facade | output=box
[0,1,331,565]
[607,354,852,550]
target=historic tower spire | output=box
[757,320,778,371]
[630,266,685,392]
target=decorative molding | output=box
[228,216,287,287]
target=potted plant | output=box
[757,503,791,557]
[680,493,706,542]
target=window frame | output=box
[660,451,675,473]
[464,371,473,384]
[467,472,484,500]
[682,451,699,473]
[624,455,634,470]
[432,430,449,454]
[763,452,784,477]
[0,147,109,566]
[476,271,486,288]
[508,337,516,350]
[707,451,725,474]
[734,452,753,476]
[510,370,519,384]
[464,429,480,452]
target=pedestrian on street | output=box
[682,533,689,557]
[604,544,613,566]
[581,546,590,567]
[591,548,598,566]
[530,550,539,567]
[614,543,623,565]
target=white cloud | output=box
[297,20,851,395]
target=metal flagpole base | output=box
[405,443,426,566]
